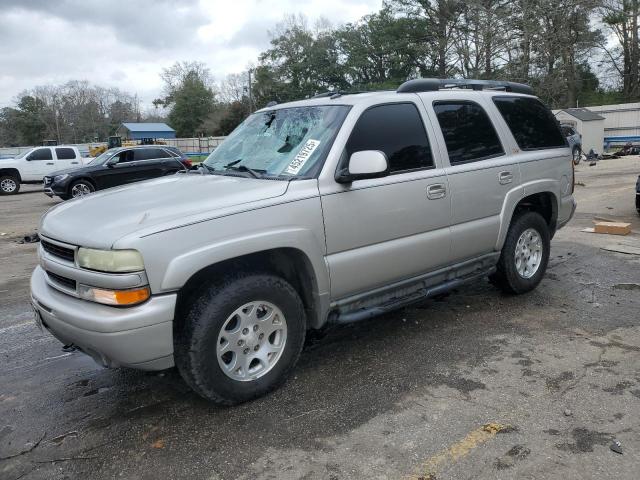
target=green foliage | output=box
[214,101,250,136]
[165,69,215,137]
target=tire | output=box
[490,211,550,294]
[175,273,306,405]
[0,175,20,195]
[69,179,95,198]
[572,147,582,165]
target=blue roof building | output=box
[116,122,176,140]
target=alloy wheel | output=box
[0,178,17,193]
[515,228,543,278]
[216,301,287,382]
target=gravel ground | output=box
[1,158,639,480]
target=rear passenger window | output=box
[133,149,161,161]
[493,97,566,150]
[55,148,76,160]
[346,103,433,173]
[433,101,504,164]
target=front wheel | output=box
[69,179,95,198]
[175,273,306,405]
[490,211,550,294]
[0,175,20,195]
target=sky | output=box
[0,0,381,110]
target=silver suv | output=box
[31,79,576,404]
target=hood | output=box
[40,173,290,248]
[47,164,104,178]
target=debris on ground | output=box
[564,409,573,417]
[18,232,40,244]
[613,283,640,291]
[594,221,631,235]
[582,222,632,236]
[610,440,623,455]
[601,244,640,256]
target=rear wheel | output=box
[175,273,306,405]
[0,175,20,195]
[69,179,95,198]
[490,211,550,294]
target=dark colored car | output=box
[44,146,192,200]
[636,175,640,214]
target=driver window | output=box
[112,150,134,163]
[27,148,53,161]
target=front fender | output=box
[160,226,329,295]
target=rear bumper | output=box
[30,265,175,370]
[557,196,577,229]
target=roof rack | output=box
[396,78,534,95]
[311,90,370,99]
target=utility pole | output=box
[247,69,253,113]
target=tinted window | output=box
[55,148,76,160]
[433,101,504,164]
[346,103,433,172]
[493,97,566,150]
[133,148,162,161]
[28,148,53,161]
[114,150,134,163]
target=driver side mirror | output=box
[335,150,389,184]
[106,157,118,167]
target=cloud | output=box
[0,0,382,107]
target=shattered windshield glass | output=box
[203,105,349,178]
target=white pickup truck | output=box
[0,146,90,195]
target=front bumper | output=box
[30,265,176,370]
[43,183,67,198]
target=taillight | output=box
[571,156,575,194]
[182,159,192,168]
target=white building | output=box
[554,108,605,155]
[588,102,640,138]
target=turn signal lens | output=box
[78,285,150,306]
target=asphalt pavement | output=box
[1,158,639,480]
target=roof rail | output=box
[396,78,534,95]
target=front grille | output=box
[47,271,77,290]
[41,240,75,262]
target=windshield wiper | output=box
[224,160,263,179]
[200,163,217,174]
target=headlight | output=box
[77,248,144,273]
[53,174,69,183]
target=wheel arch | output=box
[497,189,558,249]
[173,247,326,332]
[0,168,22,182]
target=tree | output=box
[15,96,48,145]
[601,0,640,101]
[161,62,216,137]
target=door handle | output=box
[71,161,79,164]
[427,183,447,200]
[46,162,54,165]
[499,171,513,185]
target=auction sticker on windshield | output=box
[285,139,320,175]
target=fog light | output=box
[79,285,150,306]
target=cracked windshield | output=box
[203,105,349,178]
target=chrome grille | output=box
[47,271,77,290]
[41,240,75,262]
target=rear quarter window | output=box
[493,97,566,150]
